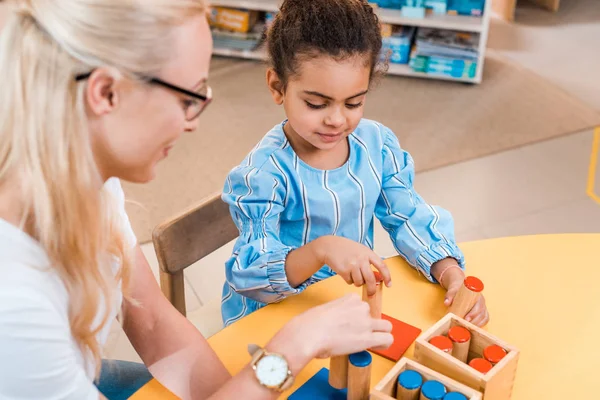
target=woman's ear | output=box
[266,68,285,105]
[85,67,123,116]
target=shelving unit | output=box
[210,0,491,84]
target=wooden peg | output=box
[396,369,422,400]
[329,355,349,389]
[448,326,471,363]
[448,276,484,318]
[362,271,383,319]
[419,380,447,400]
[483,344,507,366]
[347,351,372,400]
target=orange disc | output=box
[469,358,493,373]
[373,271,384,284]
[483,345,507,364]
[464,276,484,292]
[448,326,471,343]
[429,335,453,353]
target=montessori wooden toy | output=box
[468,359,493,374]
[448,277,484,318]
[448,326,471,363]
[396,369,423,400]
[361,270,422,362]
[371,358,482,400]
[415,313,519,400]
[444,393,468,400]
[347,351,372,400]
[420,380,447,400]
[429,336,453,354]
[362,271,383,319]
[329,355,349,389]
[483,345,507,366]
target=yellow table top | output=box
[132,234,600,399]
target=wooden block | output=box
[414,314,519,400]
[287,368,347,400]
[370,357,482,400]
[347,351,372,400]
[370,314,421,362]
[362,271,384,319]
[448,277,483,319]
[328,355,349,389]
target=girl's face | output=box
[88,14,213,183]
[268,54,371,153]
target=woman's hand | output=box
[266,294,393,374]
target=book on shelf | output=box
[211,23,265,51]
[414,27,479,60]
[409,27,479,79]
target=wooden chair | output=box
[152,193,238,316]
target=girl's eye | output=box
[305,101,326,110]
[346,102,363,109]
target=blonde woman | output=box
[0,1,393,399]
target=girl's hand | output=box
[316,236,392,296]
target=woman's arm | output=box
[208,294,393,400]
[122,246,231,399]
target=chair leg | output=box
[159,269,187,317]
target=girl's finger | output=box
[369,255,392,288]
[351,268,364,288]
[361,264,377,296]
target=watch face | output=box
[255,354,289,388]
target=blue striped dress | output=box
[221,119,464,326]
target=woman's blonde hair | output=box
[0,0,205,376]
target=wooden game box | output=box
[414,313,519,400]
[370,357,482,399]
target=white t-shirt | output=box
[0,178,137,399]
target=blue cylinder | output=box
[444,392,468,400]
[421,380,447,400]
[398,370,423,390]
[348,351,372,368]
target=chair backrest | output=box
[152,192,238,315]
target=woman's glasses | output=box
[75,72,212,121]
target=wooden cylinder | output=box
[448,276,484,318]
[362,271,383,319]
[483,344,507,366]
[468,358,493,374]
[329,355,349,389]
[396,369,422,400]
[443,392,468,400]
[448,326,471,363]
[347,351,372,400]
[428,335,453,354]
[419,380,447,400]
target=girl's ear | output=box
[266,68,285,105]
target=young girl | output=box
[222,0,489,327]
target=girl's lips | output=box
[317,132,343,143]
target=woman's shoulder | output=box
[0,220,68,309]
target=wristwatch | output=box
[248,344,294,392]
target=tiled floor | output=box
[107,127,599,362]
